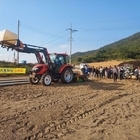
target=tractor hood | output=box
[31,63,49,73]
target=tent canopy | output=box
[0,29,18,46]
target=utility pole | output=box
[17,20,20,64]
[67,23,77,64]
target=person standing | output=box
[91,66,95,79]
[136,66,140,81]
[120,67,124,80]
[95,67,99,78]
[80,63,85,75]
[99,66,103,79]
[112,65,118,82]
[138,66,140,82]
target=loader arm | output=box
[0,39,51,64]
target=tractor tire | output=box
[29,76,40,84]
[61,68,73,84]
[41,73,52,86]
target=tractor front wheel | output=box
[29,76,40,84]
[41,73,52,86]
[61,68,73,83]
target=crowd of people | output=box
[79,63,140,82]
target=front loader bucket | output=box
[0,29,24,50]
[0,39,24,51]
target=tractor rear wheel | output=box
[41,73,52,86]
[61,68,73,83]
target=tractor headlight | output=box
[32,67,39,71]
[31,66,43,73]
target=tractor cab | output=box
[49,53,68,73]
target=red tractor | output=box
[0,39,74,86]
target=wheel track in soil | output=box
[0,92,98,123]
[1,84,139,140]
[22,92,137,140]
[0,90,99,139]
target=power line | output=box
[20,22,54,36]
[72,17,140,25]
[20,22,68,46]
[77,25,140,32]
[39,32,68,47]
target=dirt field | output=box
[0,77,140,140]
[88,60,140,69]
[88,60,123,67]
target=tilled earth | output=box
[0,79,140,140]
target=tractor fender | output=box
[59,65,73,74]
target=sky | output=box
[0,0,140,63]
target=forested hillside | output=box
[72,32,140,63]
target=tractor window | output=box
[58,56,64,64]
[49,54,56,63]
[56,55,66,64]
[49,54,67,64]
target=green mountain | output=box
[72,32,140,63]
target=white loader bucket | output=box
[0,29,18,46]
